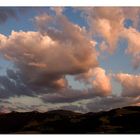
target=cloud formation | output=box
[41,67,112,104]
[75,67,112,96]
[78,8,140,69]
[114,73,140,97]
[0,11,98,98]
[85,96,140,112]
[122,27,140,69]
[78,7,125,53]
[0,7,140,112]
[0,69,35,99]
[41,89,90,103]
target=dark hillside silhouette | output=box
[0,106,140,134]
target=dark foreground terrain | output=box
[0,106,140,134]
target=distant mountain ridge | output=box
[0,106,140,134]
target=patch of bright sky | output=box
[98,38,140,75]
[66,75,92,90]
[0,8,42,35]
[124,19,133,29]
[0,18,35,36]
[64,7,88,27]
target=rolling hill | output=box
[0,106,140,134]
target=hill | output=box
[0,106,140,134]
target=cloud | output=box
[1,8,140,112]
[40,95,140,112]
[0,12,98,98]
[85,96,140,112]
[114,73,140,97]
[122,8,140,27]
[0,96,44,112]
[41,89,89,103]
[0,69,34,98]
[75,67,112,96]
[78,7,125,53]
[41,89,107,104]
[41,67,112,104]
[1,94,140,113]
[122,27,140,69]
[60,104,87,112]
[77,7,140,69]
[51,7,64,15]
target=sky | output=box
[0,7,140,113]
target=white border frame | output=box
[0,0,140,139]
[0,0,140,6]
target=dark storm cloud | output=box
[0,69,34,98]
[41,89,92,103]
[41,86,112,104]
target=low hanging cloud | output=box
[41,89,91,103]
[41,88,110,104]
[41,67,112,104]
[58,95,140,113]
[114,73,140,97]
[85,96,140,112]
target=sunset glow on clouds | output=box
[0,7,140,112]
